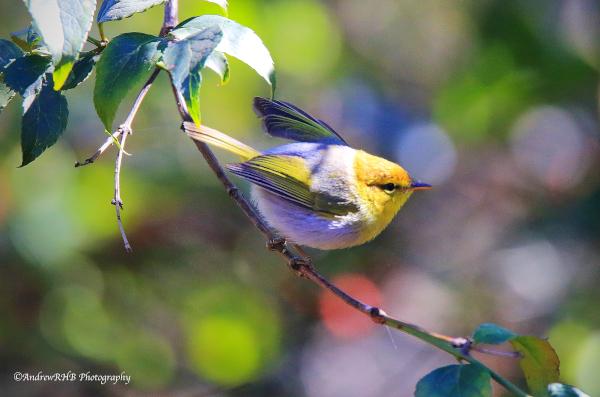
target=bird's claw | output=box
[289,256,311,273]
[267,237,287,252]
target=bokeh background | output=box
[1,0,599,396]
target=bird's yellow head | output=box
[354,150,430,230]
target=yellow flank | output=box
[250,155,312,186]
[353,150,414,242]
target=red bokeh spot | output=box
[318,273,383,339]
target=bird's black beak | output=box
[410,180,432,191]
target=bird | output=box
[183,97,431,250]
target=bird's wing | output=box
[253,97,348,145]
[227,154,357,216]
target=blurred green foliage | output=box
[0,0,599,396]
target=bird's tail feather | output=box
[183,122,260,161]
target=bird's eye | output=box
[380,183,397,194]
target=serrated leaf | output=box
[20,75,68,166]
[97,0,166,23]
[0,81,16,114]
[0,39,24,70]
[61,52,97,90]
[163,27,222,125]
[472,323,517,345]
[173,15,275,93]
[22,0,97,89]
[205,51,229,84]
[510,336,560,397]
[93,33,163,130]
[3,54,51,96]
[415,364,492,397]
[548,383,590,397]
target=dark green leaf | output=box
[415,364,492,397]
[97,0,166,23]
[510,336,560,397]
[93,33,163,130]
[0,39,24,70]
[162,27,222,125]
[548,383,590,397]
[472,323,517,345]
[61,52,98,90]
[3,54,51,96]
[20,75,68,166]
[0,81,16,114]
[205,51,230,84]
[173,15,275,92]
[0,40,24,113]
[22,0,97,89]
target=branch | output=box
[182,123,530,397]
[161,0,529,394]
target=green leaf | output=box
[510,336,560,397]
[472,323,517,345]
[93,33,163,131]
[173,15,275,93]
[20,75,68,166]
[0,39,24,70]
[22,0,97,89]
[548,383,590,397]
[205,51,230,84]
[203,0,228,14]
[97,0,166,23]
[0,81,16,114]
[3,54,51,96]
[415,364,492,397]
[163,27,222,125]
[61,52,98,90]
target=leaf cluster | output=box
[1,0,273,166]
[415,323,589,397]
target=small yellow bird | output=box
[184,97,431,250]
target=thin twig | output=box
[75,128,122,167]
[160,0,179,36]
[86,36,103,48]
[75,68,161,167]
[112,128,132,252]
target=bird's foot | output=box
[267,237,287,252]
[289,255,312,275]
